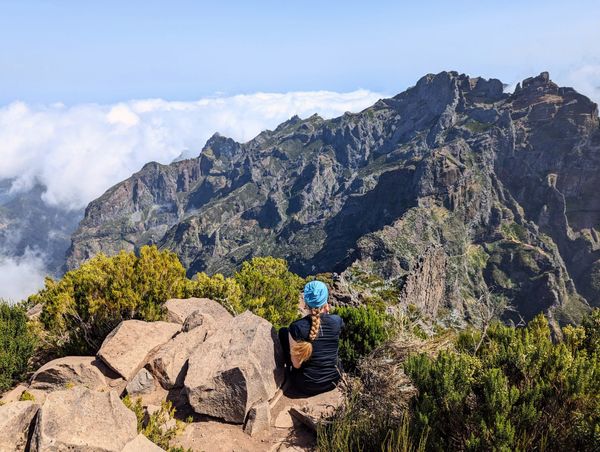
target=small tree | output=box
[184,272,243,314]
[0,301,37,391]
[233,256,304,329]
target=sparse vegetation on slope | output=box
[319,310,600,451]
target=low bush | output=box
[335,305,391,371]
[233,256,305,329]
[29,247,305,354]
[405,312,600,451]
[320,310,599,451]
[318,399,427,452]
[123,395,190,452]
[184,272,243,314]
[0,300,37,391]
[30,246,188,354]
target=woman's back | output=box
[289,313,344,392]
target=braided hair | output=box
[308,307,322,341]
[291,307,322,366]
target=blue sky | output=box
[1,0,599,104]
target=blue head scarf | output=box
[303,280,329,309]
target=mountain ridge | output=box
[65,70,600,325]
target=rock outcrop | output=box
[185,311,284,423]
[29,356,108,392]
[97,320,180,381]
[148,315,216,389]
[0,384,28,404]
[397,246,447,317]
[164,297,233,325]
[243,401,271,437]
[0,401,39,452]
[31,387,137,452]
[65,71,599,324]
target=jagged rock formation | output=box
[66,71,600,322]
[184,310,284,423]
[397,246,447,318]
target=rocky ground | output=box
[0,298,338,451]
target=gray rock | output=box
[30,356,108,392]
[164,298,232,325]
[182,310,217,333]
[31,387,137,452]
[0,401,39,451]
[126,368,155,396]
[121,433,166,452]
[26,303,43,320]
[185,311,284,423]
[244,401,271,436]
[147,314,217,389]
[97,320,180,381]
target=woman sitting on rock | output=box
[279,280,344,396]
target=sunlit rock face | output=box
[67,71,600,323]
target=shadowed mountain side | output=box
[66,71,600,323]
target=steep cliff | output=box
[66,71,600,323]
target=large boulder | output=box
[184,311,284,423]
[164,298,232,325]
[30,356,108,392]
[147,313,217,389]
[0,401,39,451]
[121,434,165,452]
[31,387,137,452]
[97,320,180,381]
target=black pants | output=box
[278,327,340,396]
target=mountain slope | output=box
[0,179,82,278]
[66,71,600,324]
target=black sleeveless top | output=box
[289,313,344,393]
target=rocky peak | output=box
[67,71,599,324]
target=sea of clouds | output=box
[0,89,385,302]
[1,66,599,303]
[0,89,385,211]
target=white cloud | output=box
[0,90,385,211]
[565,65,600,104]
[0,249,47,303]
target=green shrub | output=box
[184,272,243,314]
[233,256,305,329]
[123,396,189,452]
[30,246,188,354]
[404,312,600,451]
[0,301,37,391]
[19,390,35,401]
[28,248,305,354]
[335,305,391,371]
